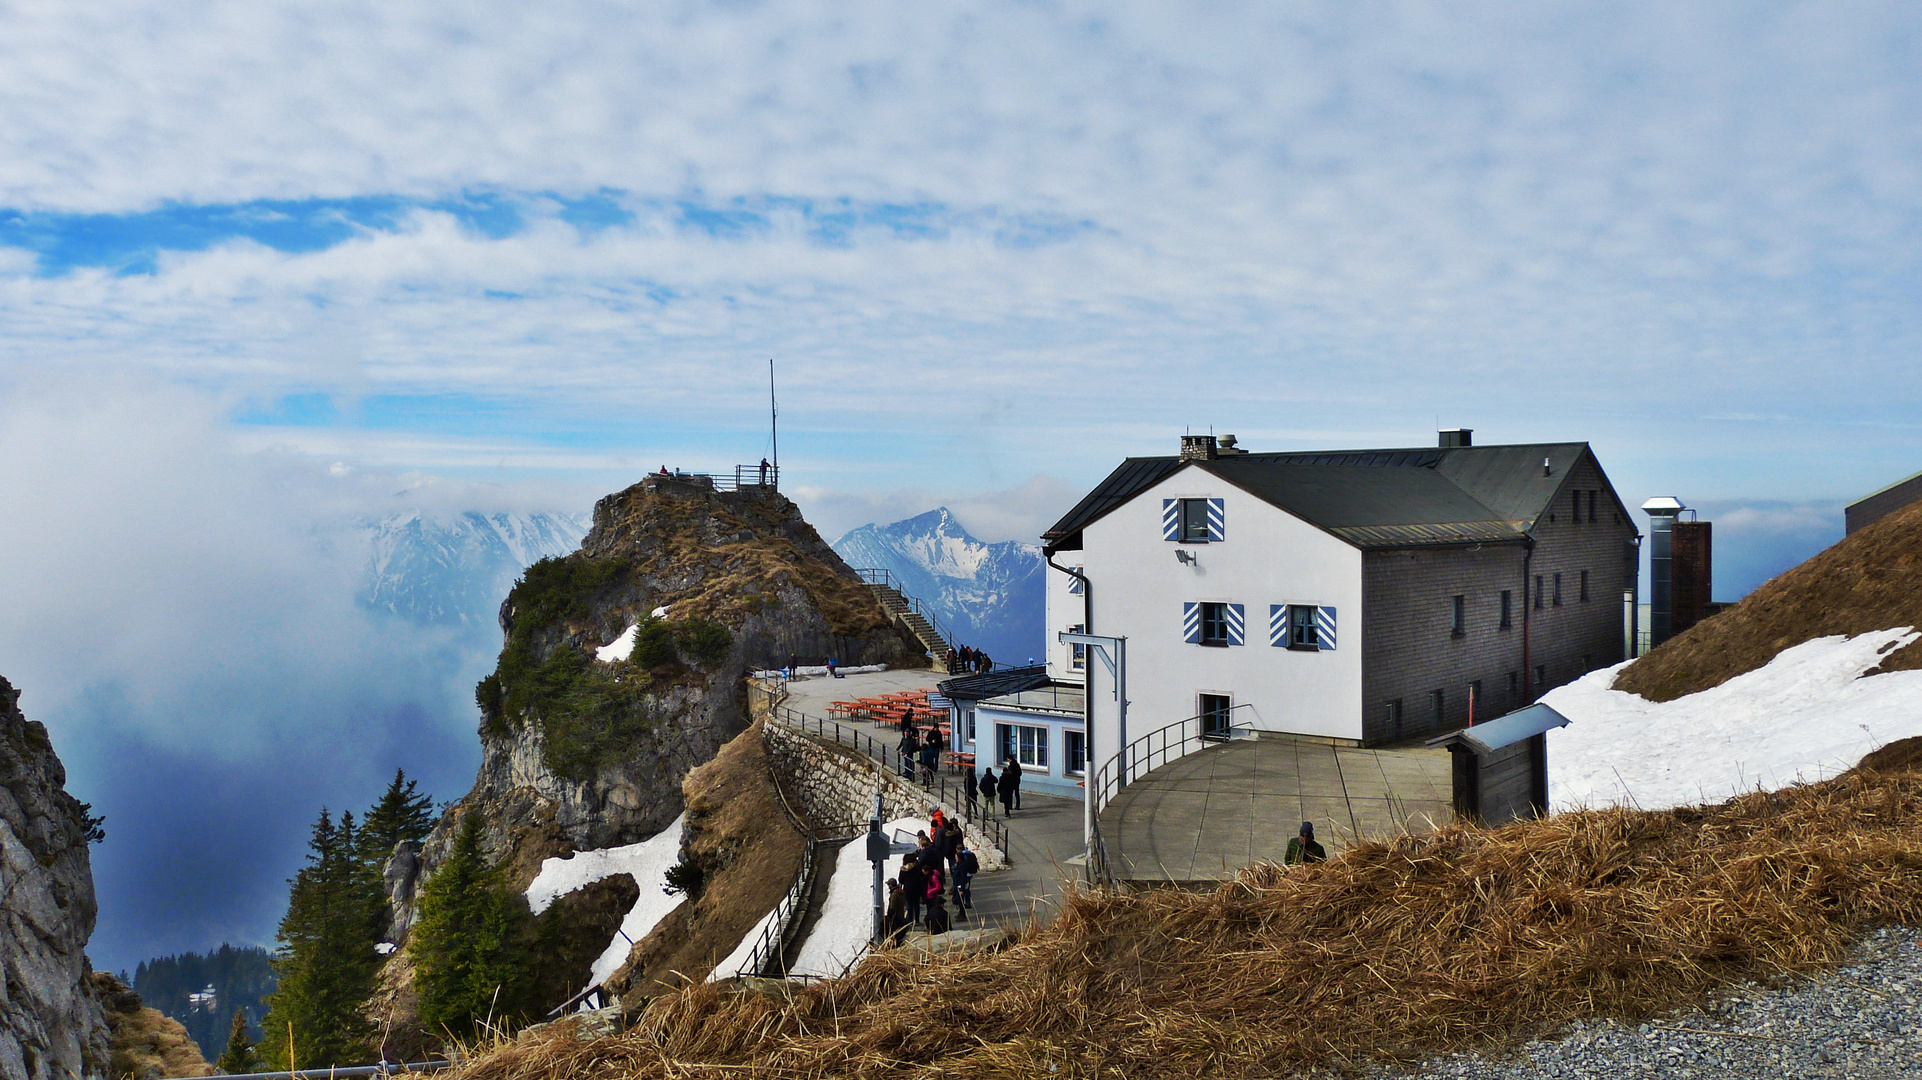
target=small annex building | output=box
[1040,430,1639,759]
[937,665,1090,798]
[1427,702,1571,826]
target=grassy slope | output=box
[1615,495,1922,702]
[458,755,1922,1080]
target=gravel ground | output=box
[1361,925,1922,1079]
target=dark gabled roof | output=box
[1042,442,1595,553]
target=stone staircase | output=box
[865,579,955,674]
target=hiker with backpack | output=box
[883,878,909,944]
[921,859,948,934]
[952,840,978,912]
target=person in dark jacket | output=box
[1285,820,1327,864]
[918,740,939,784]
[963,765,979,816]
[940,818,964,887]
[883,879,909,944]
[979,768,998,818]
[1004,756,1023,811]
[897,728,919,779]
[899,854,926,927]
[952,840,978,912]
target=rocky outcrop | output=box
[404,482,918,940]
[0,676,111,1080]
[92,974,213,1079]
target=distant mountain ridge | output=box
[832,508,1044,664]
[361,511,592,627]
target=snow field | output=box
[1544,628,1922,812]
[524,813,687,988]
[595,623,637,663]
[788,817,930,978]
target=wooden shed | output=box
[1428,703,1570,826]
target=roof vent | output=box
[1217,434,1248,455]
[1439,428,1472,448]
[1180,434,1218,461]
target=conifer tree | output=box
[409,814,531,1037]
[259,810,385,1070]
[213,1008,260,1075]
[359,769,435,865]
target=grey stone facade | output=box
[1361,450,1637,744]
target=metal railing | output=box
[217,1064,450,1080]
[850,569,957,655]
[1085,704,1255,887]
[644,464,780,492]
[769,703,1010,858]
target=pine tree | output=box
[359,769,435,865]
[409,814,531,1037]
[258,810,386,1070]
[213,1008,260,1075]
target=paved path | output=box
[1102,735,1452,882]
[781,669,1091,930]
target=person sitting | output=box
[1284,820,1327,864]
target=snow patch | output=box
[596,623,638,663]
[706,905,783,982]
[651,605,670,618]
[525,814,687,988]
[1545,628,1922,812]
[788,817,929,978]
[752,664,888,680]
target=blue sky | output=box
[3,0,1922,967]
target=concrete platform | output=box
[1100,735,1453,882]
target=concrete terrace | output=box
[1101,735,1453,883]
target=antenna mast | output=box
[769,359,779,484]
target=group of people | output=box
[950,645,993,673]
[897,725,947,784]
[882,810,980,941]
[965,756,1022,817]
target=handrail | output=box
[768,703,1010,859]
[849,569,957,656]
[214,1064,450,1080]
[1084,704,1256,887]
[644,464,779,492]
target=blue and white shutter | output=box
[1316,606,1337,651]
[1162,499,1180,540]
[1182,602,1201,643]
[1226,603,1246,645]
[1067,567,1085,594]
[1207,498,1225,541]
[1268,604,1287,646]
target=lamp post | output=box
[1056,631,1126,857]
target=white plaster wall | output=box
[1077,465,1365,758]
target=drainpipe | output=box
[1521,535,1536,701]
[1046,551,1094,852]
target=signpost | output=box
[865,790,917,944]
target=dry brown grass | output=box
[604,717,806,997]
[1616,496,1922,702]
[104,1004,213,1078]
[451,760,1922,1080]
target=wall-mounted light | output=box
[1175,549,1196,566]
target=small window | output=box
[1580,570,1590,602]
[1553,572,1563,606]
[1288,604,1318,649]
[1069,623,1087,671]
[1507,671,1519,703]
[1199,693,1233,739]
[1572,490,1581,524]
[1450,594,1466,637]
[1500,590,1513,629]
[1065,730,1086,775]
[1199,603,1229,645]
[1582,653,1592,673]
[1430,689,1445,725]
[1385,699,1403,740]
[1181,499,1210,542]
[1534,575,1544,609]
[1589,491,1598,524]
[1016,725,1048,768]
[1534,664,1547,689]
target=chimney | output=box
[1180,434,1218,461]
[1438,428,1472,448]
[1217,434,1248,455]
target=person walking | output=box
[1285,821,1327,865]
[940,818,964,886]
[979,768,998,819]
[952,840,977,913]
[899,854,926,927]
[897,727,919,779]
[963,765,979,817]
[1004,756,1023,811]
[918,739,939,785]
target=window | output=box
[1430,689,1445,725]
[1199,602,1229,645]
[1069,623,1087,671]
[1385,699,1403,740]
[1534,664,1547,689]
[1580,569,1590,602]
[1200,693,1233,739]
[1067,567,1085,594]
[1450,594,1466,637]
[1500,590,1513,629]
[1016,725,1048,768]
[1065,730,1086,775]
[1288,604,1318,648]
[1582,653,1592,673]
[1572,490,1582,524]
[1181,498,1210,541]
[1553,572,1563,606]
[1507,671,1519,704]
[1589,491,1598,524]
[1534,575,1544,609]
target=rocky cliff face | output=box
[411,480,918,914]
[0,676,110,1080]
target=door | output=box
[1199,693,1232,740]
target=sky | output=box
[2,1,1920,968]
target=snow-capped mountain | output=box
[361,510,592,627]
[832,508,1044,664]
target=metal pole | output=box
[868,790,885,945]
[769,359,779,484]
